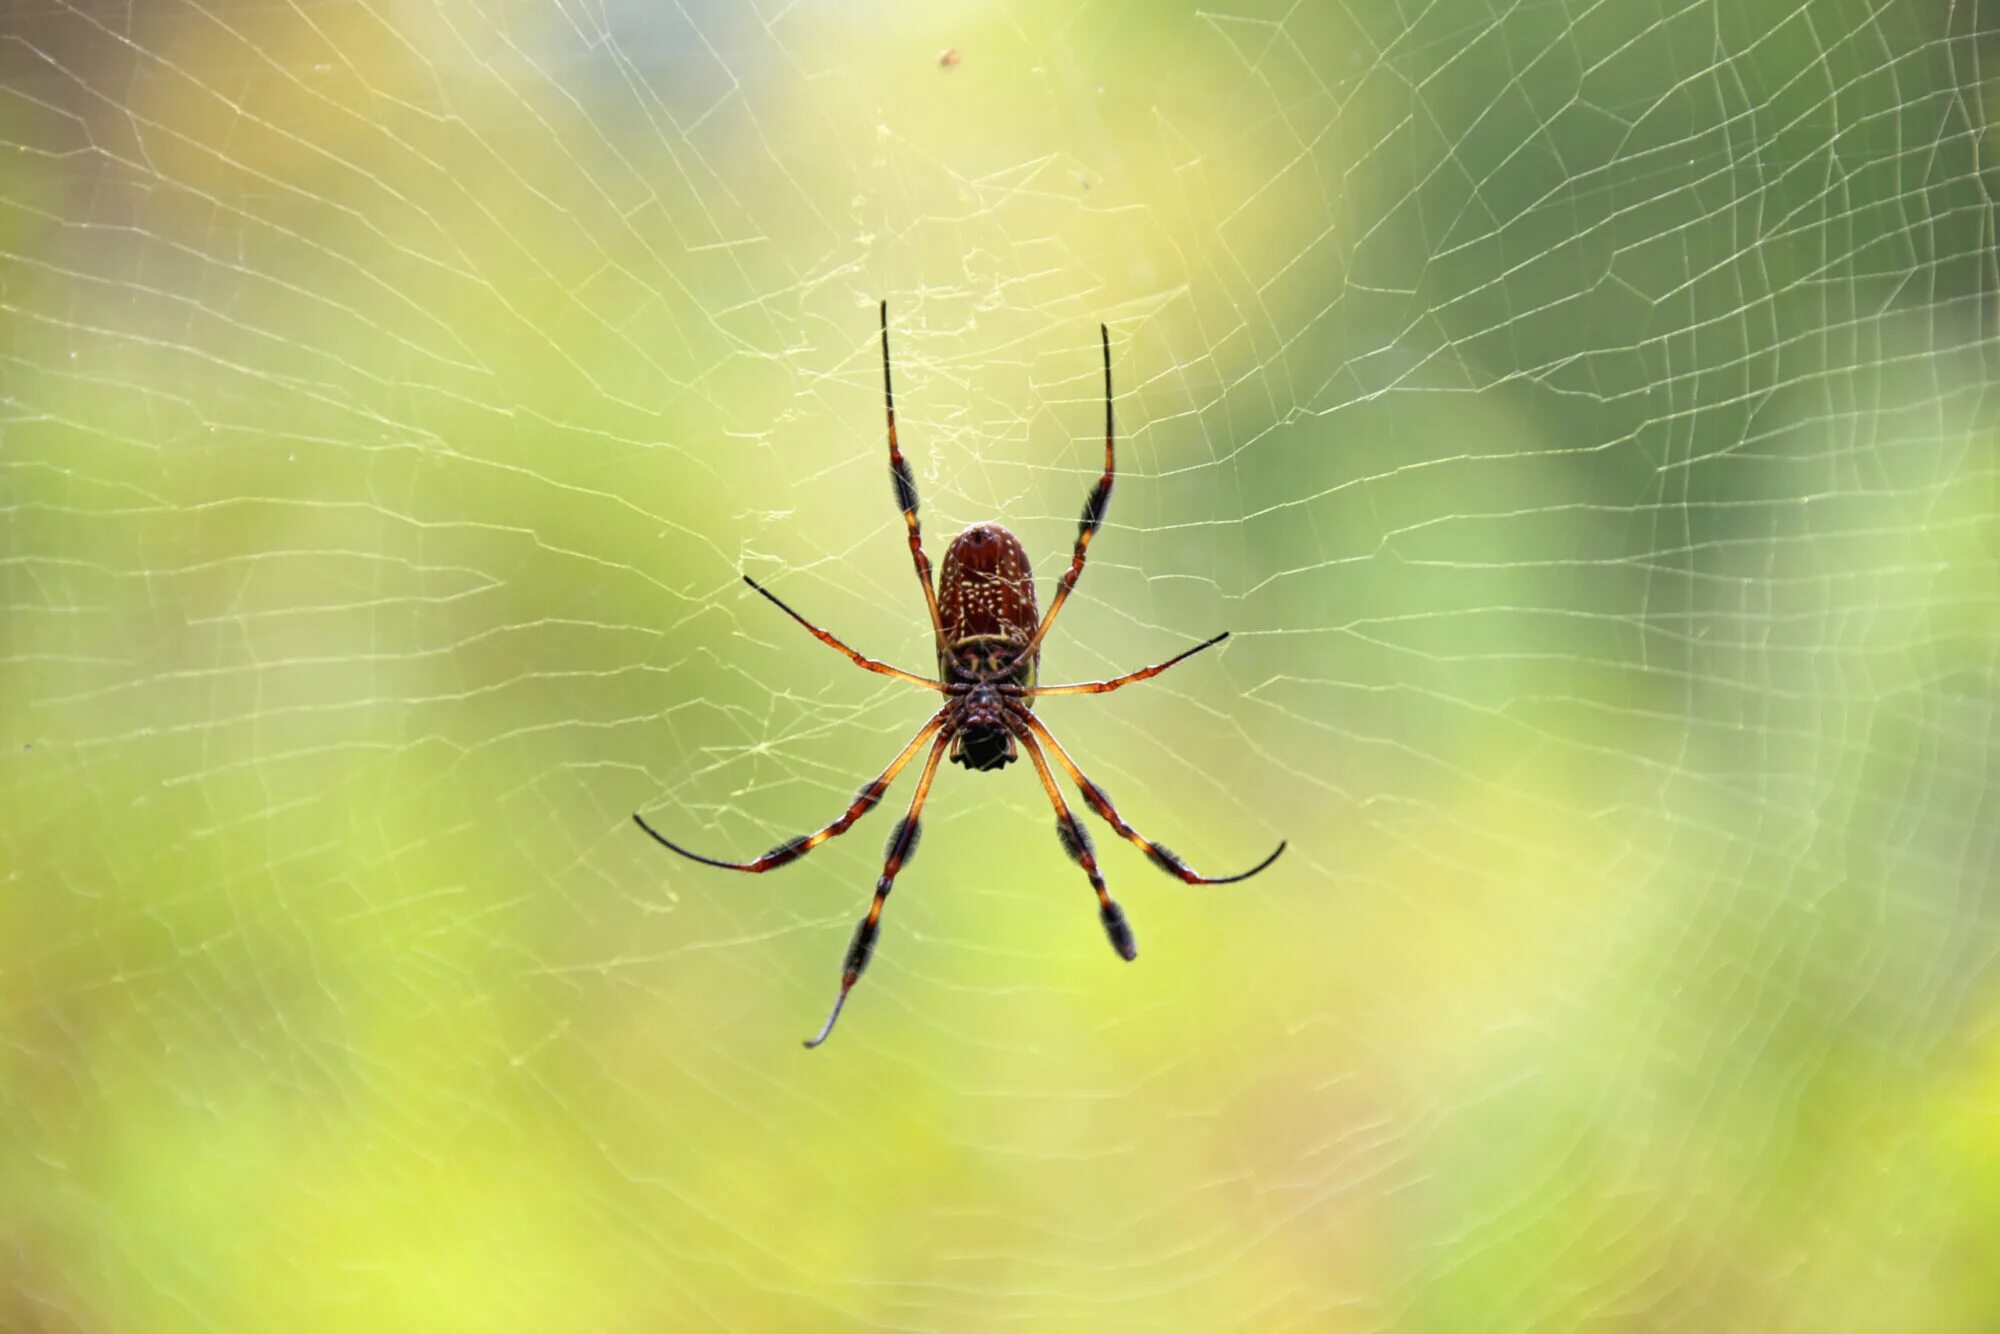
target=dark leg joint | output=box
[1146,841,1192,880]
[891,457,919,515]
[1055,813,1096,864]
[844,915,880,978]
[761,835,811,869]
[1079,478,1110,533]
[1100,899,1137,960]
[884,816,922,866]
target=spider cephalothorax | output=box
[635,302,1286,1047]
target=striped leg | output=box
[1013,709,1285,884]
[1016,323,1114,663]
[742,575,943,692]
[879,301,948,656]
[1021,631,1229,698]
[1009,714,1137,963]
[804,726,952,1048]
[634,710,947,871]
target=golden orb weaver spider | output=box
[634,302,1286,1047]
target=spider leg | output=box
[1015,323,1114,664]
[1007,713,1138,963]
[634,709,948,871]
[1016,631,1229,698]
[879,300,949,657]
[805,724,954,1048]
[742,574,944,691]
[1012,708,1286,884]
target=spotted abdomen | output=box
[937,523,1040,687]
[937,523,1039,771]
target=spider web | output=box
[4,0,1996,1328]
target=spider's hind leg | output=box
[878,301,948,656]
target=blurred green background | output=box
[3,1,1996,1329]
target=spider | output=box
[635,302,1286,1047]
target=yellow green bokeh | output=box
[3,1,1996,1329]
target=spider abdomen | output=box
[938,522,1040,769]
[938,523,1039,678]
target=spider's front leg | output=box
[634,709,947,872]
[1013,710,1285,884]
[1007,713,1137,962]
[805,724,954,1048]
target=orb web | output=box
[3,1,1995,1329]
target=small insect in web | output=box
[634,302,1287,1047]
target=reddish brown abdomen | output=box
[937,523,1039,684]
